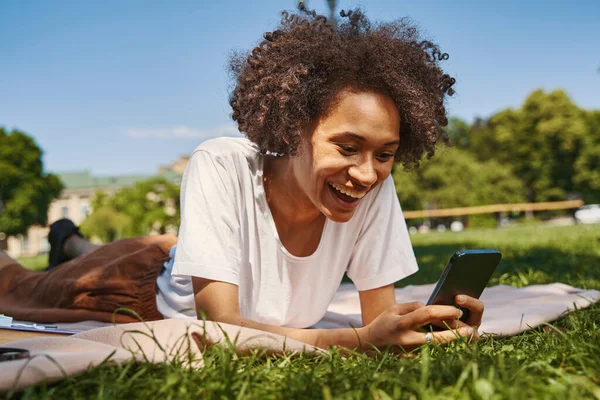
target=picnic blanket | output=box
[316,283,600,336]
[1,282,599,392]
[0,319,322,392]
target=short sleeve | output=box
[346,176,419,291]
[171,150,243,285]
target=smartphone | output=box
[426,249,502,329]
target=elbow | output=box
[197,309,242,326]
[216,313,243,326]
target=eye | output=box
[377,152,395,162]
[338,145,357,154]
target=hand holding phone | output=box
[426,249,502,330]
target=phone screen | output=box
[426,249,502,326]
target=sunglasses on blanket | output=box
[0,348,30,362]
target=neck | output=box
[263,155,323,229]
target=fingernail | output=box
[457,308,463,317]
[456,295,466,303]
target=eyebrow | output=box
[340,132,400,146]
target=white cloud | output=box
[127,124,241,139]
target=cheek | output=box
[377,163,394,181]
[315,158,349,184]
[310,147,346,179]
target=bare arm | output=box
[192,277,477,352]
[358,283,397,326]
[192,277,368,350]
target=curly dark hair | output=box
[229,5,455,168]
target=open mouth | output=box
[328,183,366,204]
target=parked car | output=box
[574,204,600,224]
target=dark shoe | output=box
[45,219,83,271]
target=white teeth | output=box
[329,183,366,199]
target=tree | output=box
[468,110,521,164]
[446,117,471,149]
[467,90,588,203]
[393,147,525,210]
[86,177,180,241]
[393,167,422,212]
[395,89,599,217]
[573,110,600,203]
[0,128,63,236]
[80,207,131,243]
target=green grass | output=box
[15,254,47,271]
[406,224,600,290]
[11,224,600,399]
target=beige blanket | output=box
[316,283,600,336]
[1,282,599,392]
[0,319,322,392]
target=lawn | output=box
[15,254,47,271]
[12,224,600,399]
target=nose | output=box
[349,158,378,188]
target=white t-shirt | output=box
[156,137,418,328]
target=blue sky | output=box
[1,0,599,176]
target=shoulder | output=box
[185,136,261,175]
[182,136,262,190]
[192,137,259,162]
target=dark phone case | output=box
[426,249,502,330]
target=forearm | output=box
[193,279,371,351]
[217,314,369,350]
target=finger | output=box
[191,331,216,351]
[389,301,426,316]
[399,305,463,329]
[429,318,470,330]
[455,295,484,326]
[424,326,476,345]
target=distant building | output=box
[5,157,187,259]
[159,155,189,175]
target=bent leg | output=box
[62,234,102,260]
[0,250,20,270]
[47,218,97,270]
[0,234,178,323]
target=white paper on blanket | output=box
[313,283,600,336]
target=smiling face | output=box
[289,89,401,223]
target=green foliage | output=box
[86,177,180,241]
[394,147,525,211]
[462,90,594,204]
[518,90,587,202]
[573,110,600,203]
[15,254,48,271]
[407,90,599,212]
[14,225,600,399]
[466,214,497,229]
[0,128,63,236]
[446,117,471,149]
[404,224,600,290]
[80,207,132,243]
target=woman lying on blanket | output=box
[0,5,482,352]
